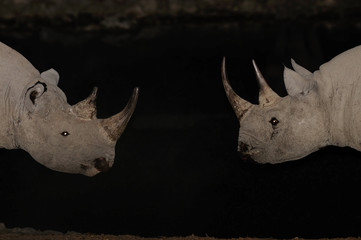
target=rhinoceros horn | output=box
[72,87,98,119]
[252,60,281,107]
[101,87,139,142]
[221,57,253,120]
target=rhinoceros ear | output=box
[290,59,312,78]
[24,81,47,112]
[41,68,59,85]
[284,66,315,97]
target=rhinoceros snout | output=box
[238,142,257,163]
[94,157,110,172]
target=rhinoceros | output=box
[0,42,138,176]
[222,46,361,164]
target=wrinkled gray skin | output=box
[222,45,361,164]
[0,42,138,176]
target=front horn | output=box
[101,87,139,142]
[222,57,253,120]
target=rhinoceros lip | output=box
[239,152,253,161]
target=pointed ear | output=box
[290,59,312,77]
[41,68,59,85]
[25,82,47,112]
[284,66,315,97]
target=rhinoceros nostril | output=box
[94,157,110,172]
[238,142,249,152]
[237,142,257,163]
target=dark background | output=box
[1,0,361,238]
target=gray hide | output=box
[222,45,361,164]
[0,42,138,176]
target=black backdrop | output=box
[1,21,361,238]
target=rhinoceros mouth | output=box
[238,152,254,162]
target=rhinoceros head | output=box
[222,58,330,164]
[16,70,138,176]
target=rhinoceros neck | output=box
[0,42,40,149]
[316,45,361,150]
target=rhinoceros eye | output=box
[269,117,279,127]
[61,131,70,137]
